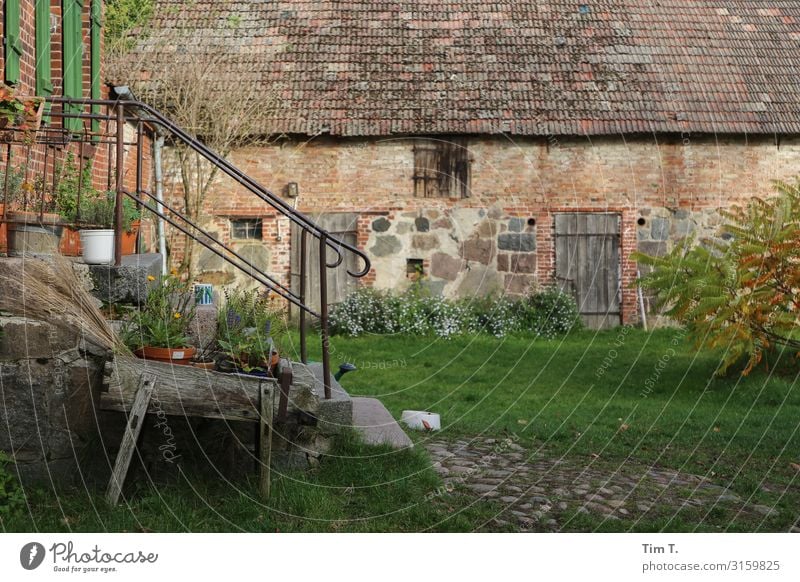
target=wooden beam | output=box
[106,373,156,506]
[259,384,275,499]
[102,357,274,421]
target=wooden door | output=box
[290,213,359,313]
[554,213,621,329]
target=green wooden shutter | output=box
[90,0,100,137]
[4,0,23,85]
[35,1,53,97]
[62,0,84,132]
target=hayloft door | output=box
[290,213,359,313]
[554,213,621,329]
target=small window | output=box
[413,139,471,198]
[406,258,424,280]
[231,218,263,240]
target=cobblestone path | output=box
[425,437,789,532]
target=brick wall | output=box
[1,2,154,247]
[165,132,800,326]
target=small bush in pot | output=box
[217,288,285,375]
[121,273,197,365]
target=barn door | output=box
[554,213,621,329]
[290,213,359,313]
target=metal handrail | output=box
[47,97,371,277]
[11,96,371,398]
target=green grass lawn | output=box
[3,328,798,532]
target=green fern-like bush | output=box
[635,180,800,375]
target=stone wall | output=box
[0,316,108,485]
[163,134,800,324]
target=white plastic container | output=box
[80,229,115,264]
[401,410,441,431]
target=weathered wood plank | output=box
[259,384,275,499]
[106,373,156,506]
[102,357,272,422]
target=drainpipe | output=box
[153,133,167,276]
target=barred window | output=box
[413,139,471,198]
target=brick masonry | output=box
[162,133,800,326]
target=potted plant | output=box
[69,191,138,264]
[75,191,115,264]
[217,288,284,376]
[0,84,44,138]
[120,200,142,255]
[4,173,62,257]
[121,273,197,365]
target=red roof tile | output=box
[132,1,800,136]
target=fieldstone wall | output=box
[0,316,108,486]
[367,206,539,298]
[636,207,727,313]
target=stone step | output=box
[352,397,414,449]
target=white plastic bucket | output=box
[401,410,441,431]
[80,229,115,264]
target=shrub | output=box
[517,286,583,339]
[329,285,582,339]
[0,451,25,521]
[636,180,800,375]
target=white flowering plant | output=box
[329,285,582,339]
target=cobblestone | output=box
[424,437,777,532]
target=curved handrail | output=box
[47,97,372,279]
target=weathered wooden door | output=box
[554,213,621,329]
[290,213,359,313]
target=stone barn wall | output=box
[163,134,800,325]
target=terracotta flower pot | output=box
[191,359,216,370]
[134,346,196,366]
[121,220,141,255]
[59,226,82,256]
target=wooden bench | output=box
[102,357,277,505]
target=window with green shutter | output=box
[62,0,84,132]
[90,0,101,137]
[35,1,53,98]
[4,0,22,85]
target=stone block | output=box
[458,265,501,296]
[497,253,510,272]
[88,253,162,306]
[197,247,226,271]
[412,234,439,251]
[372,217,391,232]
[461,238,495,264]
[430,252,462,281]
[650,217,670,241]
[370,235,401,257]
[498,233,536,252]
[414,217,430,232]
[510,253,536,273]
[505,274,535,295]
[306,363,353,436]
[508,217,525,233]
[637,241,667,257]
[476,220,498,237]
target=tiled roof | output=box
[133,1,800,136]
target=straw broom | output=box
[0,255,128,355]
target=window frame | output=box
[230,218,264,240]
[412,138,471,199]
